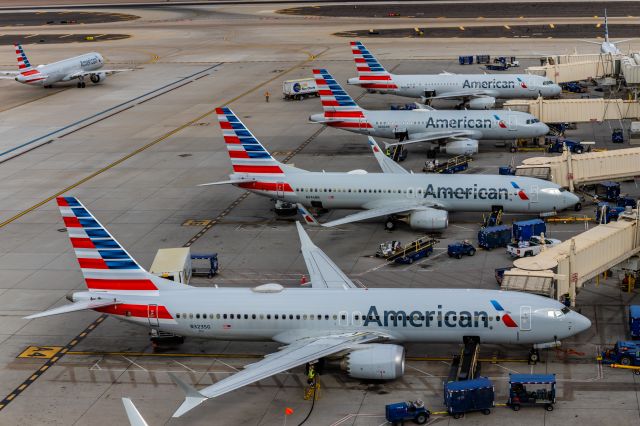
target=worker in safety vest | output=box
[307,364,316,384]
[264,91,270,103]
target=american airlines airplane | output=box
[580,9,632,55]
[0,44,132,88]
[26,197,591,418]
[347,41,561,107]
[309,69,549,155]
[204,107,578,231]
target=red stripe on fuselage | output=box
[85,278,158,291]
[358,75,391,81]
[238,181,294,192]
[324,111,365,118]
[232,165,283,174]
[95,303,173,319]
[361,83,398,89]
[329,122,373,129]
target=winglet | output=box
[122,398,149,426]
[169,373,208,417]
[367,137,409,174]
[296,204,320,226]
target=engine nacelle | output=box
[467,96,496,109]
[408,209,448,230]
[90,72,106,84]
[341,344,405,380]
[445,139,479,156]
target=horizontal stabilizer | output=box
[296,204,320,226]
[24,299,118,319]
[198,178,257,187]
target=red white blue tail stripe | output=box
[216,107,286,176]
[15,44,31,70]
[350,41,397,90]
[313,69,372,129]
[15,43,45,84]
[57,196,159,292]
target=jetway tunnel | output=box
[501,209,640,306]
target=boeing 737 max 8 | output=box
[309,69,549,155]
[347,41,561,107]
[0,44,132,88]
[207,107,578,230]
[25,197,591,418]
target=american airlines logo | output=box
[425,116,493,129]
[462,79,516,89]
[363,300,518,328]
[423,183,509,200]
[80,57,100,67]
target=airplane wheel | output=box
[528,349,539,364]
[81,82,86,88]
[77,82,82,88]
[482,409,491,415]
[468,249,476,256]
[456,254,462,259]
[574,202,582,212]
[545,404,554,411]
[384,220,396,231]
[512,404,521,411]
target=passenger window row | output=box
[295,187,420,194]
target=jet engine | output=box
[467,96,496,109]
[444,139,478,156]
[341,344,405,380]
[90,72,107,84]
[408,209,448,230]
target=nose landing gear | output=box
[76,76,86,88]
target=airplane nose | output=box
[574,312,592,333]
[538,122,550,136]
[309,113,324,123]
[565,191,580,208]
[552,84,562,96]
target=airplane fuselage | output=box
[237,171,577,213]
[16,52,104,86]
[350,74,561,99]
[83,287,587,346]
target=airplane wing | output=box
[0,75,17,80]
[613,38,635,44]
[425,90,497,100]
[171,331,384,417]
[387,131,474,147]
[578,40,603,45]
[24,299,120,319]
[65,68,134,80]
[321,204,440,228]
[122,398,149,426]
[367,137,409,174]
[296,222,359,289]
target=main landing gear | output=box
[385,215,397,231]
[528,348,540,364]
[76,76,86,88]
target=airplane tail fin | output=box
[604,8,609,42]
[14,44,32,71]
[349,41,397,90]
[312,69,371,129]
[56,196,184,292]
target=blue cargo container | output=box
[444,377,494,419]
[478,225,511,250]
[458,55,473,65]
[630,305,640,339]
[512,219,546,242]
[596,181,621,201]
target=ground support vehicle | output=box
[190,253,218,279]
[448,242,476,259]
[595,202,626,223]
[499,165,516,175]
[385,401,430,425]
[424,155,472,174]
[478,225,511,250]
[507,374,556,412]
[282,78,318,100]
[598,341,640,367]
[612,128,624,143]
[444,377,494,419]
[507,236,561,258]
[376,240,402,258]
[387,237,437,264]
[546,137,587,154]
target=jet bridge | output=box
[513,147,640,191]
[503,98,640,124]
[501,209,640,306]
[527,53,618,84]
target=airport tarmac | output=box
[0,3,639,426]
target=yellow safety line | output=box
[0,49,327,230]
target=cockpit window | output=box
[559,187,567,192]
[543,80,555,85]
[547,309,563,318]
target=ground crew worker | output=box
[264,91,270,103]
[307,364,316,384]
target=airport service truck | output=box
[283,78,318,100]
[149,247,192,284]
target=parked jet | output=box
[204,107,577,231]
[309,69,549,156]
[0,44,132,88]
[580,9,633,55]
[347,41,561,107]
[25,197,591,418]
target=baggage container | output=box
[458,55,473,65]
[150,248,192,284]
[444,377,494,419]
[513,219,546,242]
[630,305,640,339]
[478,225,511,250]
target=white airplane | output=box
[347,41,561,107]
[203,107,578,231]
[25,197,591,419]
[309,69,549,155]
[0,44,132,88]
[580,9,633,55]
